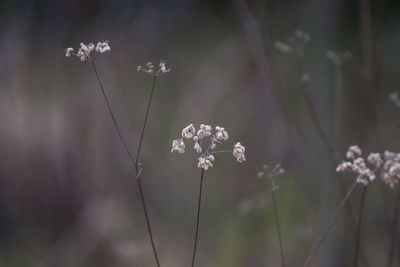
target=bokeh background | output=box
[1,0,400,266]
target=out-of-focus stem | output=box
[271,189,285,267]
[303,180,358,267]
[354,186,367,267]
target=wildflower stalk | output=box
[134,75,160,267]
[234,0,317,242]
[297,55,360,240]
[91,61,161,267]
[135,76,157,164]
[354,186,367,267]
[271,188,285,267]
[191,169,205,267]
[303,180,358,267]
[296,57,364,249]
[387,186,400,267]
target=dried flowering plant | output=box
[336,147,400,267]
[65,41,170,267]
[171,123,245,267]
[172,124,245,170]
[304,145,378,267]
[258,163,286,267]
[137,61,171,77]
[275,33,362,249]
[65,41,110,62]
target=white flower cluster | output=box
[274,30,310,56]
[336,145,377,186]
[389,91,400,108]
[326,50,352,66]
[171,124,245,170]
[336,146,400,188]
[65,41,110,62]
[137,61,171,77]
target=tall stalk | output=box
[91,61,161,267]
[295,56,373,267]
[354,186,367,267]
[191,169,205,267]
[303,180,358,267]
[271,188,285,267]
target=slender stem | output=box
[354,186,367,267]
[136,176,160,267]
[191,169,205,267]
[91,61,136,165]
[135,76,157,164]
[387,186,400,267]
[303,180,358,267]
[271,190,286,267]
[233,0,317,243]
[134,75,160,267]
[91,62,160,267]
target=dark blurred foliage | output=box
[1,0,400,266]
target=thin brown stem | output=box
[191,169,205,267]
[233,0,317,243]
[303,180,358,267]
[271,189,285,267]
[135,76,157,164]
[387,186,400,267]
[91,62,160,267]
[354,186,367,267]
[91,61,136,166]
[134,75,160,267]
[297,56,362,249]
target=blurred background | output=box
[1,0,400,266]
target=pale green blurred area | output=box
[1,0,400,266]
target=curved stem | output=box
[387,185,400,267]
[272,190,285,267]
[354,186,367,267]
[191,169,205,267]
[303,180,358,267]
